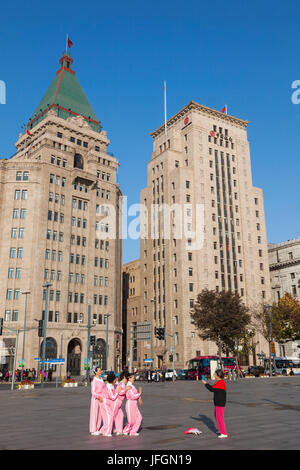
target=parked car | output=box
[165,369,177,380]
[176,369,189,380]
[135,370,148,381]
[247,365,265,377]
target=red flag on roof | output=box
[26,129,32,136]
[68,37,73,48]
[221,105,227,114]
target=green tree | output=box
[190,289,251,363]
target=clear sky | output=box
[1,0,300,264]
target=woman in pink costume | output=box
[100,373,122,437]
[113,371,128,435]
[89,366,105,435]
[123,373,143,436]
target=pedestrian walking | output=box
[147,369,152,383]
[162,362,167,382]
[89,366,105,435]
[123,373,143,436]
[201,369,228,438]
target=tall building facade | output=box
[136,100,271,369]
[268,237,300,357]
[0,53,122,374]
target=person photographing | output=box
[201,369,228,438]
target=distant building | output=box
[269,237,300,357]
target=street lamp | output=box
[150,299,155,369]
[267,304,273,378]
[104,314,111,370]
[20,291,30,382]
[41,282,52,389]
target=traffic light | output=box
[0,318,3,336]
[158,328,165,339]
[169,354,173,362]
[90,335,96,346]
[38,320,43,337]
[155,327,165,340]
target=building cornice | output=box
[269,257,300,271]
[150,100,249,139]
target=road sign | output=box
[34,358,65,364]
[136,321,151,341]
[144,358,153,363]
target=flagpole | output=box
[65,34,68,55]
[164,80,167,136]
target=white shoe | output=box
[91,431,101,436]
[103,434,112,437]
[217,434,228,438]
[130,433,139,436]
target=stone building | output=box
[0,53,122,375]
[128,100,271,370]
[269,237,300,357]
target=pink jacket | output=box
[117,381,127,402]
[91,377,105,399]
[126,384,141,401]
[103,383,119,402]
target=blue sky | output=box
[1,0,299,263]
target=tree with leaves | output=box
[190,289,251,365]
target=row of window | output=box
[11,228,25,239]
[94,258,110,268]
[96,188,111,200]
[48,211,64,223]
[72,198,88,210]
[70,254,86,265]
[97,171,111,182]
[45,250,63,261]
[8,268,22,279]
[16,172,29,181]
[47,230,64,242]
[49,192,65,205]
[44,270,62,281]
[49,174,67,186]
[71,217,87,228]
[51,155,67,167]
[68,292,85,304]
[10,247,23,258]
[95,239,110,251]
[94,276,109,286]
[14,190,27,200]
[12,208,26,219]
[93,294,109,305]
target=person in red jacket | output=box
[202,369,228,438]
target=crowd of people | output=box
[90,367,142,437]
[0,368,53,382]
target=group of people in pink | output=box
[89,367,143,437]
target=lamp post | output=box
[104,314,111,370]
[171,317,176,383]
[20,291,30,383]
[150,299,154,369]
[41,282,52,389]
[267,304,273,378]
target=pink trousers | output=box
[215,406,227,435]
[123,400,142,436]
[89,397,102,433]
[100,400,115,436]
[114,398,124,434]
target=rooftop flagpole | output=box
[164,80,167,135]
[65,34,68,55]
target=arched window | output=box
[74,153,84,169]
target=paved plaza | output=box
[0,376,299,450]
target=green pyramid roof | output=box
[28,54,101,133]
